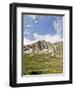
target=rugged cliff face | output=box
[23,40,63,57]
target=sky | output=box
[22,14,64,45]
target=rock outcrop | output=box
[23,40,63,57]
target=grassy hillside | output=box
[22,53,63,75]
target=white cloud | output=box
[26,32,31,35]
[26,24,32,28]
[24,29,31,35]
[24,33,63,45]
[24,37,38,45]
[53,17,63,34]
[28,15,38,23]
[34,20,38,24]
[33,33,63,43]
[29,15,36,20]
[24,38,31,45]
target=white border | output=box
[16,7,70,83]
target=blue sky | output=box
[23,14,64,45]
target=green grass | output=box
[22,53,63,75]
